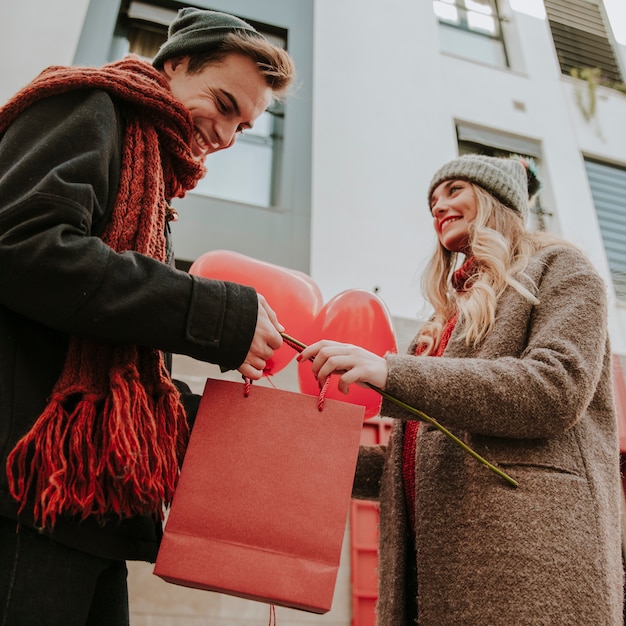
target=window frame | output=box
[110,1,288,209]
[584,157,626,302]
[544,0,623,85]
[434,0,509,68]
[456,123,550,232]
[73,0,314,273]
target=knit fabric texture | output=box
[2,56,205,528]
[427,154,540,222]
[152,7,262,69]
[402,313,458,532]
[401,257,476,533]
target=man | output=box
[0,8,295,625]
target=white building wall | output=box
[0,0,88,97]
[3,0,625,347]
[311,0,626,353]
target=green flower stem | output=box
[281,332,518,488]
[368,384,518,487]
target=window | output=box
[584,158,626,300]
[110,1,286,208]
[74,0,314,273]
[456,124,550,231]
[433,0,508,67]
[544,0,622,84]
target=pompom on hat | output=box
[152,7,264,69]
[427,154,541,222]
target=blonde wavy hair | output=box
[417,183,570,355]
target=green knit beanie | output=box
[152,7,263,69]
[427,154,541,222]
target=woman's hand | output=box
[298,340,388,394]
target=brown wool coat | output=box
[353,245,624,625]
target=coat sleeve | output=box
[352,444,387,500]
[381,246,610,439]
[0,90,257,370]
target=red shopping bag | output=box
[154,377,364,613]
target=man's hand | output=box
[238,294,284,380]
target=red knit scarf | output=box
[2,57,205,528]
[402,257,477,533]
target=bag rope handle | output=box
[240,335,331,411]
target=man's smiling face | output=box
[162,53,273,160]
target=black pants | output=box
[0,517,129,626]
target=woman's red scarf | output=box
[2,56,205,528]
[402,257,477,533]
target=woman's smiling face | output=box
[430,179,478,253]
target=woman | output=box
[300,155,624,625]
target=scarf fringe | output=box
[7,366,187,529]
[3,59,201,530]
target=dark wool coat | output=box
[0,90,258,561]
[353,245,624,625]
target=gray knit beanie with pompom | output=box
[427,154,541,222]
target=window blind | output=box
[544,0,622,82]
[584,158,626,299]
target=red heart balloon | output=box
[298,289,397,419]
[189,250,323,375]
